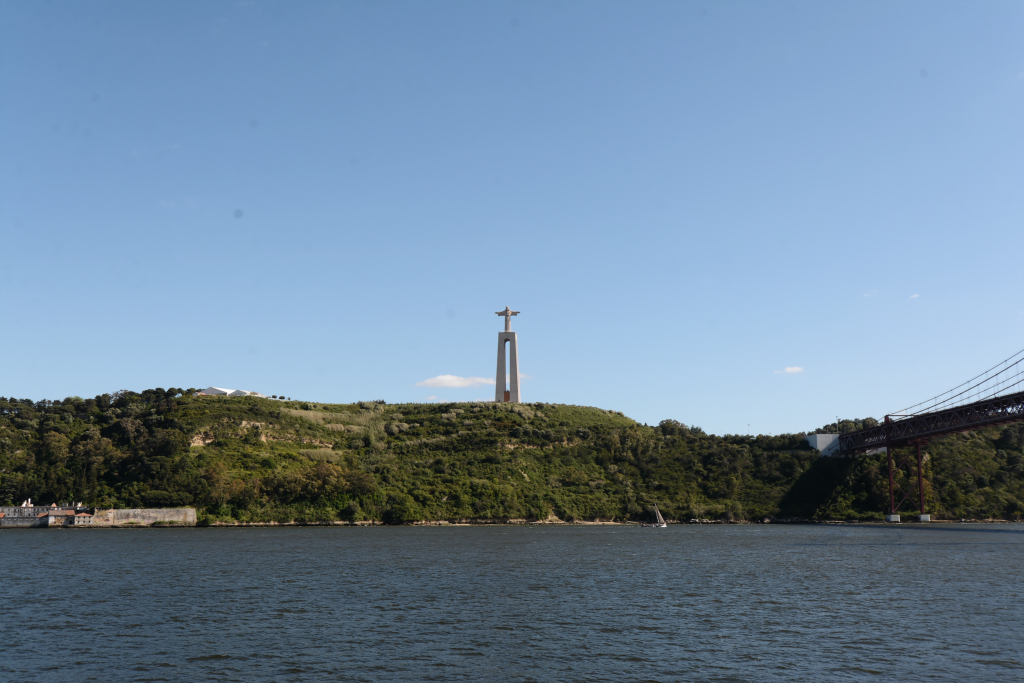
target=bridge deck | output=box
[838,390,1024,454]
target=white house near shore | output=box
[198,387,267,398]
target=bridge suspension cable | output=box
[891,345,1024,416]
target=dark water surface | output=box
[2,524,1022,682]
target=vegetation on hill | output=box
[1,389,1022,523]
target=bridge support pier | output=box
[916,443,926,518]
[886,441,896,518]
[885,438,928,522]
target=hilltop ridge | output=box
[1,389,1021,523]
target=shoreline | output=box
[195,517,1024,527]
[6,519,1020,529]
[6,511,1020,529]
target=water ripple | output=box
[1,524,1022,682]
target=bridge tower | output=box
[494,306,521,403]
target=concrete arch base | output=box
[495,331,520,403]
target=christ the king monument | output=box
[495,306,521,403]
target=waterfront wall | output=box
[93,508,197,527]
[0,506,51,527]
[0,507,196,528]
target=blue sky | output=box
[2,1,1022,435]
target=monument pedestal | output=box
[494,306,521,403]
[495,331,520,403]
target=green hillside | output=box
[1,389,1022,523]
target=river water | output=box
[2,524,1022,682]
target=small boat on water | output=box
[640,504,667,528]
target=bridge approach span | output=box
[838,389,1024,455]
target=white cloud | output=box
[775,366,804,374]
[909,294,919,299]
[416,374,495,388]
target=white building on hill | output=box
[198,387,267,398]
[805,433,841,456]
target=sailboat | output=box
[640,504,667,528]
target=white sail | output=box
[654,505,666,525]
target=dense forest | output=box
[1,389,1022,524]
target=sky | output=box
[1,1,1022,435]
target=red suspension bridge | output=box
[837,347,1024,521]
